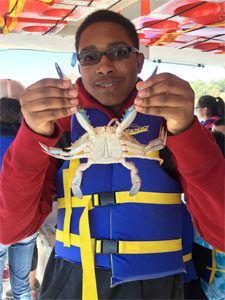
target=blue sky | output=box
[0,49,224,87]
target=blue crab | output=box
[40,105,166,198]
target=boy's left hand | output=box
[134,73,195,135]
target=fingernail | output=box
[138,90,145,97]
[69,90,77,96]
[70,99,78,105]
[63,80,70,87]
[134,98,142,104]
[137,85,144,91]
[70,107,77,112]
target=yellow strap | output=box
[120,239,182,254]
[3,0,52,34]
[56,229,182,254]
[208,249,217,284]
[115,191,181,205]
[62,160,80,247]
[206,249,225,278]
[58,191,181,209]
[206,267,225,274]
[0,16,5,27]
[216,249,225,254]
[79,197,98,300]
[62,169,72,247]
[183,253,192,263]
[9,0,25,17]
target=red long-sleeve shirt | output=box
[0,112,224,251]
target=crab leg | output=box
[122,153,163,164]
[72,162,92,199]
[39,142,89,160]
[122,145,145,155]
[145,126,167,152]
[120,159,141,196]
[145,137,166,152]
[120,139,145,149]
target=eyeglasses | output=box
[77,45,139,66]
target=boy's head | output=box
[0,79,25,100]
[0,79,24,124]
[75,10,144,109]
[75,10,139,53]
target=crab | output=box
[40,105,167,198]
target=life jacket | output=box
[195,232,225,283]
[0,122,19,168]
[55,109,185,299]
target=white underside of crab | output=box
[40,105,167,198]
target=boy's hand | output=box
[20,78,79,136]
[134,73,195,135]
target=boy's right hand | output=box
[20,78,79,136]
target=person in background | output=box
[194,128,225,300]
[195,95,224,130]
[0,10,224,300]
[0,79,38,300]
[212,117,225,134]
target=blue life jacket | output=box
[195,233,225,290]
[55,109,186,297]
[0,122,18,169]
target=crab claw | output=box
[71,174,83,199]
[39,142,49,153]
[39,142,63,155]
[72,185,83,199]
[75,108,96,139]
[116,105,137,137]
[129,182,141,196]
[39,142,70,158]
[129,172,141,196]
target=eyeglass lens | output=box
[78,46,135,66]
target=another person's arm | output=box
[0,78,78,244]
[0,118,69,244]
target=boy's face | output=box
[78,21,144,108]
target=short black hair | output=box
[0,97,21,124]
[75,10,139,53]
[214,117,225,126]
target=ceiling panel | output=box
[0,0,225,66]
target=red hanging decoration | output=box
[141,0,150,16]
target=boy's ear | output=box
[78,64,81,74]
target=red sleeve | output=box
[167,117,225,251]
[0,117,70,244]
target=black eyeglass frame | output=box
[77,45,139,66]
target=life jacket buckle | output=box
[95,239,118,254]
[92,192,116,207]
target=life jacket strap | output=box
[58,191,182,209]
[56,229,182,255]
[206,249,225,284]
